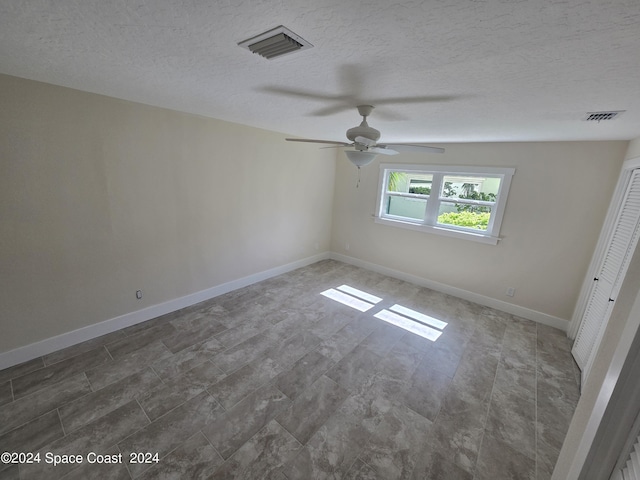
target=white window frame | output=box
[375,164,515,245]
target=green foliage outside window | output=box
[388,172,405,192]
[443,182,457,198]
[455,191,496,213]
[388,173,494,229]
[437,211,490,230]
[444,182,496,213]
[408,186,431,195]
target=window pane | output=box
[441,175,500,204]
[437,202,491,231]
[387,196,427,221]
[377,165,513,243]
[387,172,433,195]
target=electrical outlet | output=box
[345,242,350,251]
[506,287,515,297]
[136,290,143,300]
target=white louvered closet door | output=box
[611,434,640,480]
[572,169,640,384]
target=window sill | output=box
[373,217,500,245]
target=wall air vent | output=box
[238,26,313,60]
[584,111,625,122]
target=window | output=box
[376,164,515,244]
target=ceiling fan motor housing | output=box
[346,120,381,143]
[284,104,444,159]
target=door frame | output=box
[569,156,640,340]
[563,279,640,479]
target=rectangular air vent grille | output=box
[584,111,625,122]
[238,26,313,60]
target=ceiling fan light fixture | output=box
[345,150,377,167]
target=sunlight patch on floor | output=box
[320,285,447,342]
[336,285,382,304]
[374,309,443,341]
[389,304,448,330]
[320,288,375,312]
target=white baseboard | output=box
[330,252,569,332]
[0,252,330,370]
[1,250,568,371]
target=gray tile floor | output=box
[0,260,580,479]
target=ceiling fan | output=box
[286,105,444,167]
[262,64,456,120]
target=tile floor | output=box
[0,260,580,479]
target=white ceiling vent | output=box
[238,26,313,60]
[583,111,625,122]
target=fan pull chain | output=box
[356,166,361,188]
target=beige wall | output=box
[331,141,627,321]
[0,74,336,353]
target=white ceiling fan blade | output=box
[286,138,351,146]
[374,95,456,105]
[309,104,356,117]
[319,145,352,149]
[262,86,347,102]
[382,143,445,154]
[369,147,398,155]
[354,136,376,147]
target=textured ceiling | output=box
[1,0,639,143]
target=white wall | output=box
[0,74,336,354]
[331,142,627,323]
